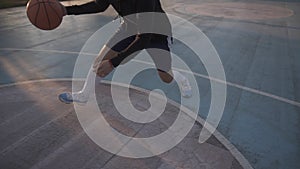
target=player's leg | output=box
[157,69,173,83]
[80,35,138,94]
[172,70,192,98]
[58,33,137,104]
[146,36,192,97]
[58,45,118,104]
[156,69,192,98]
[93,35,140,77]
[155,69,192,99]
[81,45,118,95]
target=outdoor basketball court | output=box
[0,0,299,169]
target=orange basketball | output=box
[26,0,64,30]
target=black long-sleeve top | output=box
[66,0,165,16]
[66,0,172,67]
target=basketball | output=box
[26,0,65,30]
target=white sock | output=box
[80,68,101,96]
[172,70,186,82]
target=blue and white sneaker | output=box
[179,79,192,98]
[58,92,88,104]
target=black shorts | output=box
[107,32,172,73]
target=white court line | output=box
[0,47,95,56]
[134,60,300,108]
[0,78,253,169]
[0,47,299,108]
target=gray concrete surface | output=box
[0,0,300,169]
[0,81,243,169]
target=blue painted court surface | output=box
[0,0,299,169]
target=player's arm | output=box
[64,0,109,15]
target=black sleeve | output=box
[66,0,109,15]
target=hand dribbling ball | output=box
[26,0,65,30]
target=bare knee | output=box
[96,45,119,61]
[158,70,173,83]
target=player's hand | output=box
[95,60,114,77]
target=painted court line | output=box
[0,47,299,108]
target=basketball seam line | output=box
[48,2,62,20]
[42,2,51,29]
[27,3,40,10]
[34,3,41,26]
[27,1,56,10]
